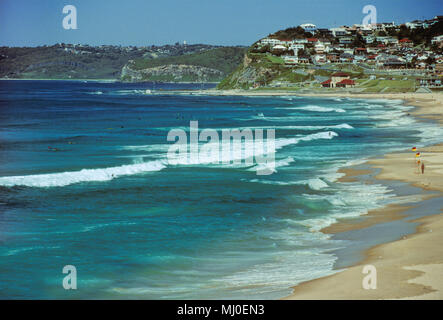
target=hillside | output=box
[121,47,247,82]
[0,44,243,81]
[217,17,443,91]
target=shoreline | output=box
[283,92,443,299]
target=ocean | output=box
[0,80,441,299]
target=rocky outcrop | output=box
[217,53,281,89]
[121,63,224,82]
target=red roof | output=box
[331,72,349,77]
[307,38,318,42]
[321,79,332,84]
[399,38,412,42]
[356,47,367,51]
[337,79,355,85]
[377,44,386,47]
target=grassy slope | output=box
[129,47,247,74]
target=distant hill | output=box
[0,44,245,82]
[121,47,247,82]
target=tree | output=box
[352,33,365,47]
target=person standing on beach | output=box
[421,162,425,174]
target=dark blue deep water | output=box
[0,80,441,299]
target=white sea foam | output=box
[282,105,346,113]
[156,123,354,131]
[0,160,166,187]
[0,131,338,188]
[297,182,395,232]
[307,178,329,190]
[275,131,338,149]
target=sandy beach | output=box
[281,92,443,300]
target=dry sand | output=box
[283,92,443,300]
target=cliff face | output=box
[217,53,282,89]
[121,63,225,82]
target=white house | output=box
[313,54,326,64]
[272,44,287,51]
[290,44,305,54]
[260,38,282,46]
[330,27,348,37]
[431,35,443,45]
[283,56,299,65]
[406,20,424,29]
[314,43,326,54]
[300,23,316,33]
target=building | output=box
[290,44,305,54]
[406,20,424,29]
[260,38,282,46]
[326,53,340,63]
[297,57,310,64]
[314,43,326,54]
[322,72,353,88]
[300,23,316,33]
[307,38,319,44]
[417,78,442,87]
[339,37,353,45]
[363,36,375,44]
[313,54,327,64]
[340,53,354,62]
[431,35,443,46]
[283,56,298,65]
[321,79,332,87]
[336,79,356,88]
[331,72,350,83]
[354,48,367,56]
[272,44,287,51]
[399,38,413,48]
[330,27,348,37]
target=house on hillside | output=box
[330,27,348,37]
[326,53,340,63]
[300,23,317,33]
[283,56,298,65]
[313,54,327,64]
[431,35,443,47]
[399,38,413,48]
[354,47,367,56]
[315,43,326,54]
[339,37,353,45]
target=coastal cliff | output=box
[217,52,284,89]
[121,63,224,82]
[120,46,246,83]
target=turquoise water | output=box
[0,80,441,299]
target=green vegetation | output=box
[0,45,145,79]
[386,21,443,46]
[129,47,247,74]
[268,26,313,40]
[0,44,246,81]
[360,79,416,93]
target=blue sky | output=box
[0,0,441,47]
